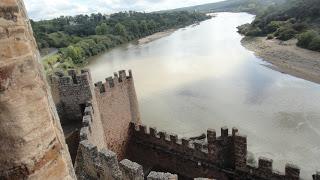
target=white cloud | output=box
[24,0,222,20]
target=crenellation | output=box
[68,69,77,78]
[232,127,238,136]
[285,163,300,179]
[150,127,158,137]
[182,138,190,147]
[119,70,127,82]
[147,171,178,180]
[129,69,133,78]
[80,127,89,141]
[84,106,93,116]
[59,76,72,86]
[169,134,178,143]
[82,115,91,127]
[193,140,203,151]
[113,72,120,84]
[119,159,144,180]
[139,124,148,134]
[106,76,115,88]
[258,157,273,173]
[313,172,320,180]
[221,126,229,138]
[234,132,247,169]
[159,131,168,140]
[78,73,90,85]
[95,81,105,93]
[207,129,216,143]
[99,149,123,180]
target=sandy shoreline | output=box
[138,29,176,44]
[241,37,320,84]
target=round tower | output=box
[0,0,76,179]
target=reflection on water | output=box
[87,13,320,178]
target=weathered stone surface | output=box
[119,159,144,180]
[147,171,178,180]
[0,0,75,179]
[94,70,141,159]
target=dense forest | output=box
[237,0,320,52]
[165,0,286,14]
[32,11,209,72]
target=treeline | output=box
[167,0,286,15]
[237,0,320,52]
[31,11,209,72]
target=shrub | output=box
[308,36,320,51]
[237,23,251,35]
[292,22,307,32]
[246,27,263,36]
[297,30,318,48]
[266,21,283,33]
[267,34,274,39]
[275,26,296,40]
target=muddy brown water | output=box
[87,13,320,178]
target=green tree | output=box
[114,23,127,37]
[61,45,85,64]
[308,36,320,51]
[95,23,108,35]
[297,30,318,48]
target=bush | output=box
[308,36,320,51]
[292,22,307,32]
[237,23,251,35]
[266,21,283,33]
[267,34,274,39]
[275,26,296,40]
[246,27,263,36]
[297,30,318,48]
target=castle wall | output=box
[75,104,141,180]
[0,0,75,179]
[50,69,93,125]
[95,70,141,160]
[128,122,303,180]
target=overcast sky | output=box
[24,0,223,20]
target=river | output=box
[86,13,320,178]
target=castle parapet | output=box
[313,172,320,180]
[49,69,93,125]
[94,70,133,93]
[50,69,91,87]
[147,171,178,180]
[129,122,304,180]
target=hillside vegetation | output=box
[237,0,320,52]
[165,0,286,14]
[31,11,209,73]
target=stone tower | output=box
[0,0,76,179]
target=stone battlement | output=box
[50,69,91,86]
[76,103,178,180]
[49,69,93,125]
[129,122,304,180]
[79,102,94,142]
[129,122,245,169]
[94,70,133,93]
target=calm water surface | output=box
[87,13,320,178]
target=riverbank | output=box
[138,29,176,44]
[242,37,320,84]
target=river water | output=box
[87,13,320,178]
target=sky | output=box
[24,0,223,20]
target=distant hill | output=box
[237,0,320,51]
[162,0,286,14]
